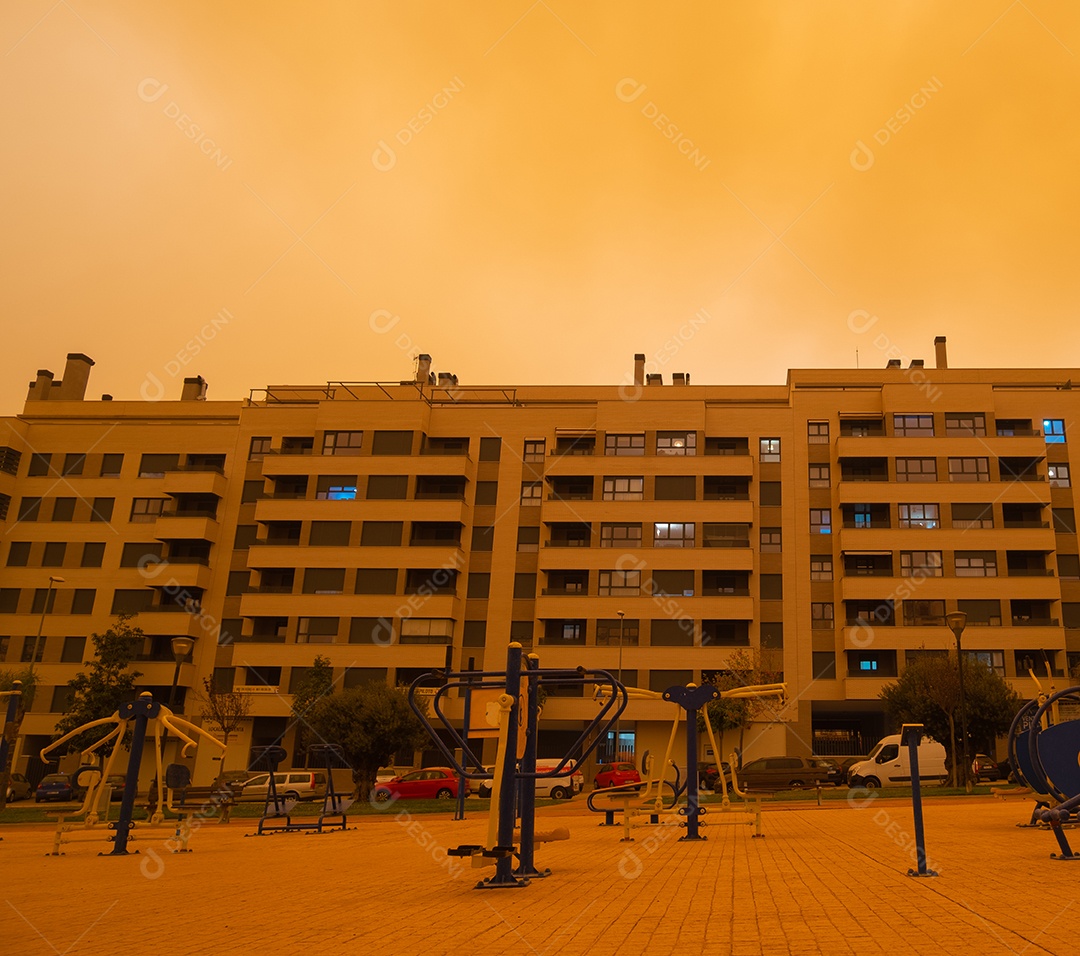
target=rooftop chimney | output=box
[27,369,54,401]
[909,359,924,369]
[886,359,901,369]
[934,336,948,369]
[634,354,645,386]
[415,354,434,385]
[646,373,662,386]
[437,371,459,388]
[181,376,208,401]
[56,353,95,400]
[672,372,690,385]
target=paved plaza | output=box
[1,794,1077,955]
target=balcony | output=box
[1011,617,1059,627]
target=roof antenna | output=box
[855,349,859,369]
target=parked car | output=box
[697,761,732,792]
[594,762,641,790]
[372,767,467,802]
[5,773,32,802]
[237,770,327,802]
[104,774,127,802]
[838,757,867,784]
[812,757,845,786]
[476,760,584,799]
[972,754,1005,781]
[734,756,831,790]
[847,736,948,788]
[35,773,76,802]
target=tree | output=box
[53,614,143,755]
[880,655,1023,785]
[701,648,785,763]
[198,677,251,772]
[305,682,429,800]
[289,655,334,764]
[0,668,40,812]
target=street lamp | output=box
[162,637,195,765]
[615,611,625,761]
[945,611,972,793]
[27,576,64,677]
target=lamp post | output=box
[615,610,625,761]
[945,611,972,793]
[27,576,64,676]
[162,637,195,763]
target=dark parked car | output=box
[839,757,867,784]
[5,773,32,802]
[972,754,1005,781]
[812,757,845,786]
[735,756,831,790]
[698,761,732,792]
[594,763,642,790]
[35,774,75,802]
[105,774,127,801]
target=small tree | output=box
[53,614,143,755]
[0,668,40,811]
[880,654,1022,785]
[305,682,429,800]
[198,677,251,772]
[701,648,785,763]
[290,655,334,764]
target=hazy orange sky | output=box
[2,3,1078,412]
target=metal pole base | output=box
[475,875,530,889]
[1051,853,1080,860]
[513,866,551,879]
[907,868,939,878]
[679,835,707,842]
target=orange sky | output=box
[2,2,1078,412]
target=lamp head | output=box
[945,611,968,639]
[171,636,195,662]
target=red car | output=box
[372,767,467,802]
[594,762,641,790]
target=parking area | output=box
[0,794,1075,955]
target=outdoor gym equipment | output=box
[39,691,225,855]
[247,743,355,836]
[408,642,628,889]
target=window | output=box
[355,569,398,594]
[51,498,75,521]
[303,568,345,594]
[759,438,781,462]
[601,523,641,548]
[360,521,402,547]
[945,413,986,436]
[809,464,830,488]
[656,431,696,456]
[598,570,641,596]
[100,453,124,477]
[28,453,53,477]
[520,482,542,506]
[309,521,351,546]
[605,433,644,456]
[1053,509,1076,534]
[810,556,833,581]
[227,571,251,595]
[297,617,339,643]
[517,527,540,552]
[6,542,30,567]
[968,650,1005,678]
[807,421,829,444]
[951,503,992,529]
[651,570,694,597]
[462,621,487,646]
[322,431,363,455]
[523,439,545,462]
[18,498,41,522]
[812,652,836,679]
[811,603,834,629]
[810,509,831,534]
[139,453,178,477]
[371,430,414,455]
[475,436,500,461]
[654,522,695,547]
[90,498,114,522]
[61,636,86,663]
[62,453,85,476]
[760,482,781,507]
[1044,419,1066,443]
[473,481,498,506]
[467,573,490,598]
[366,475,408,499]
[894,414,934,437]
[948,458,989,482]
[81,542,105,567]
[760,528,782,552]
[896,503,938,529]
[513,573,536,599]
[900,551,942,577]
[895,458,937,482]
[249,436,271,459]
[1059,555,1080,580]
[602,477,643,501]
[316,476,358,500]
[1049,463,1071,488]
[471,526,494,552]
[760,574,782,600]
[956,600,1002,626]
[955,551,997,577]
[703,523,750,548]
[42,542,66,567]
[130,498,165,522]
[654,476,695,500]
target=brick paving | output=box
[1,795,1077,955]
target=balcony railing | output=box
[251,538,301,546]
[172,463,226,474]
[1006,569,1054,576]
[843,568,894,577]
[1011,617,1059,627]
[541,587,588,596]
[256,585,294,593]
[270,491,307,500]
[548,492,593,501]
[545,539,591,548]
[841,475,890,482]
[842,521,891,529]
[1002,521,1049,529]
[164,555,210,565]
[160,509,218,519]
[701,588,751,596]
[594,634,640,646]
[702,539,750,549]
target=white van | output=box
[476,760,584,799]
[847,735,948,788]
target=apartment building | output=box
[2,342,1077,783]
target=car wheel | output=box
[436,788,453,799]
[863,777,881,789]
[35,796,41,803]
[594,779,602,790]
[284,790,300,802]
[551,786,568,800]
[373,789,391,803]
[788,780,805,789]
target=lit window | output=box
[760,438,781,462]
[899,551,943,577]
[602,477,644,501]
[898,503,939,529]
[1044,419,1066,444]
[1050,463,1071,488]
[318,484,357,501]
[653,522,695,548]
[656,431,696,456]
[810,509,831,534]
